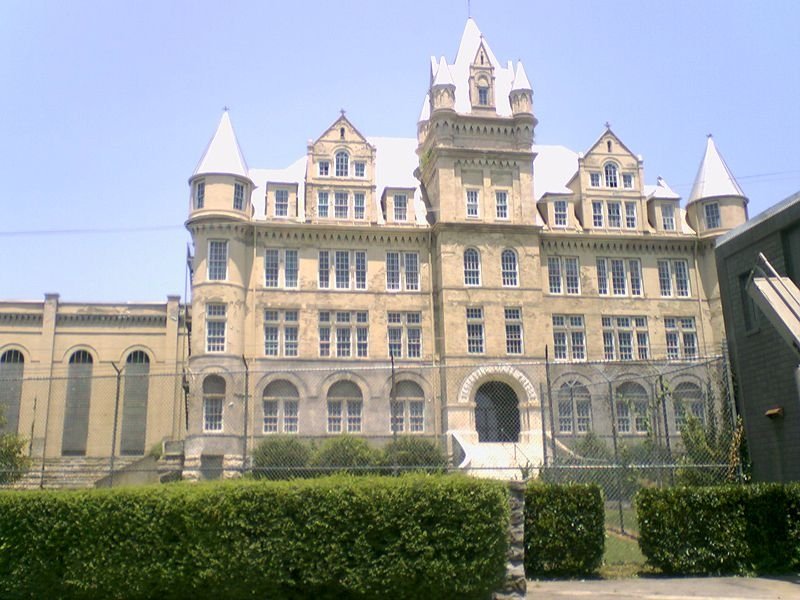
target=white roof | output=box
[193,111,250,180]
[432,18,516,117]
[248,156,307,219]
[687,135,746,204]
[432,56,454,87]
[418,93,431,122]
[532,144,578,201]
[644,176,681,200]
[511,61,532,92]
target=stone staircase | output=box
[451,432,542,480]
[11,457,140,490]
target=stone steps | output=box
[11,457,140,490]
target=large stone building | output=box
[0,19,748,482]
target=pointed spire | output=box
[418,93,431,122]
[654,176,680,199]
[511,61,532,91]
[193,110,250,179]
[432,56,454,87]
[688,135,745,204]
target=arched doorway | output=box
[475,382,520,443]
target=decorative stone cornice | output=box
[0,313,43,324]
[540,235,696,255]
[56,314,167,326]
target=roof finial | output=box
[223,105,229,112]
[604,121,611,129]
[707,133,713,138]
[467,0,471,18]
[340,108,346,117]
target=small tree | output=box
[0,409,29,485]
[251,436,312,480]
[380,436,447,474]
[311,436,378,475]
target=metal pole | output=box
[390,353,397,474]
[242,356,249,477]
[545,346,557,463]
[109,362,122,488]
[539,382,548,467]
[659,374,674,485]
[607,380,625,534]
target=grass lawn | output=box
[600,530,658,579]
[604,503,639,536]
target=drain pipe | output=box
[109,361,122,487]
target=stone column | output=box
[494,481,526,599]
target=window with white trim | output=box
[466,190,479,218]
[317,191,329,218]
[616,382,649,434]
[318,311,369,358]
[673,382,705,429]
[552,315,585,361]
[554,200,568,227]
[602,316,649,360]
[463,249,481,286]
[387,312,422,358]
[263,249,298,289]
[589,172,601,187]
[501,249,518,287]
[661,204,675,231]
[665,317,697,360]
[657,259,690,297]
[505,307,523,355]
[354,161,365,178]
[354,192,365,219]
[262,380,299,434]
[604,163,618,188]
[334,192,349,218]
[194,180,205,209]
[704,202,721,229]
[263,310,299,357]
[203,375,225,432]
[386,252,419,291]
[390,380,425,433]
[466,307,484,354]
[592,201,604,227]
[625,202,637,228]
[335,151,349,177]
[596,258,642,297]
[234,182,245,211]
[557,382,592,434]
[274,189,289,217]
[318,161,330,176]
[608,201,622,228]
[393,194,407,221]
[318,250,367,290]
[327,381,362,433]
[206,304,226,353]
[208,240,228,280]
[548,257,580,295]
[495,191,508,219]
[622,173,634,189]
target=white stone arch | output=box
[379,370,433,401]
[117,344,155,366]
[0,343,32,364]
[457,364,537,407]
[318,370,370,403]
[255,371,310,401]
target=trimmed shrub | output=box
[379,436,448,473]
[251,436,312,479]
[636,484,800,574]
[310,435,379,475]
[524,482,604,577]
[0,475,509,599]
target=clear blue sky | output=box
[1,0,798,302]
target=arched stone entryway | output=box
[475,381,520,443]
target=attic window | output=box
[340,127,345,140]
[607,140,612,152]
[480,52,484,65]
[478,87,489,106]
[335,151,349,177]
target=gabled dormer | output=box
[645,177,684,234]
[305,114,377,224]
[469,40,496,112]
[188,110,253,220]
[381,187,419,226]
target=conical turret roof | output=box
[688,135,745,204]
[432,56,454,87]
[418,94,431,122]
[193,110,250,180]
[511,61,532,92]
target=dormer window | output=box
[354,162,365,178]
[704,202,721,229]
[335,151,349,177]
[318,161,330,176]
[622,174,634,189]
[478,87,489,106]
[661,205,675,231]
[394,195,407,222]
[604,163,618,188]
[275,190,289,217]
[554,200,568,227]
[233,182,245,210]
[194,180,205,209]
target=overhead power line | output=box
[0,225,185,237]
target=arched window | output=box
[335,151,349,177]
[615,381,648,434]
[62,350,93,455]
[327,381,362,433]
[121,350,150,455]
[262,380,300,434]
[604,163,618,188]
[0,349,24,434]
[673,382,705,429]
[390,380,425,433]
[501,249,518,287]
[557,381,591,434]
[203,375,225,432]
[464,248,481,286]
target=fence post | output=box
[545,346,557,462]
[109,362,122,487]
[607,380,625,534]
[493,481,526,599]
[658,374,674,486]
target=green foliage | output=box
[251,436,313,480]
[0,475,509,599]
[310,435,379,475]
[379,436,447,473]
[636,484,800,574]
[0,408,28,485]
[524,483,605,577]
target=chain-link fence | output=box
[1,353,743,534]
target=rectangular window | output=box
[602,316,649,360]
[658,259,690,297]
[234,182,245,211]
[204,397,223,432]
[495,191,508,219]
[319,311,369,359]
[354,251,366,290]
[658,260,672,296]
[565,258,580,295]
[336,327,351,357]
[319,312,331,357]
[616,402,630,434]
[356,326,368,357]
[327,400,341,433]
[590,173,601,187]
[596,258,608,295]
[318,161,330,176]
[386,252,400,290]
[264,310,299,357]
[409,400,424,432]
[318,251,330,289]
[263,400,278,433]
[478,87,489,105]
[552,314,585,361]
[505,307,523,355]
[558,396,573,433]
[318,191,329,218]
[404,253,419,291]
[195,180,205,209]
[206,303,226,353]
[554,200,568,227]
[346,400,362,433]
[354,162,365,177]
[611,259,627,296]
[665,317,697,360]
[622,173,634,189]
[394,195,407,222]
[548,257,562,294]
[704,202,721,229]
[674,260,690,297]
[466,190,479,218]
[275,189,289,216]
[387,252,420,291]
[629,259,642,296]
[598,258,642,297]
[576,399,592,433]
[285,250,298,288]
[625,202,637,228]
[264,249,280,288]
[334,192,349,219]
[466,307,484,354]
[354,193,365,219]
[208,240,228,281]
[387,312,422,358]
[335,251,350,289]
[608,202,622,228]
[283,400,298,433]
[661,204,675,231]
[592,201,604,227]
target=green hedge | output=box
[636,484,800,574]
[524,483,604,577]
[0,475,508,599]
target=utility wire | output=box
[0,224,184,237]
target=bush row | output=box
[0,475,508,599]
[524,483,605,577]
[636,484,800,574]
[251,435,448,479]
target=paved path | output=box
[526,576,800,599]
